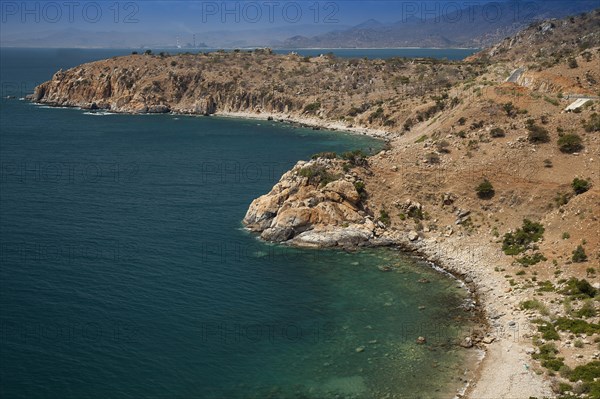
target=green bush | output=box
[568,57,579,68]
[568,361,600,383]
[583,113,600,132]
[517,252,547,266]
[502,219,544,255]
[576,300,597,318]
[561,278,597,298]
[542,357,564,371]
[503,102,516,117]
[476,179,495,199]
[537,322,560,340]
[527,124,551,143]
[490,127,506,138]
[558,134,584,153]
[378,209,391,226]
[555,317,600,334]
[303,102,321,114]
[354,181,367,200]
[340,150,367,166]
[572,245,588,262]
[520,299,548,314]
[572,178,591,195]
[536,280,555,292]
[298,165,339,186]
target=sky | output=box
[0,0,583,32]
[0,0,594,47]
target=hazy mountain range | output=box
[280,1,600,48]
[1,1,597,49]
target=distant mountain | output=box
[0,24,350,49]
[280,0,600,48]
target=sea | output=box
[0,48,479,398]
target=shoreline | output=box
[33,99,553,397]
[212,110,396,139]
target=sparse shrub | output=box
[311,152,337,160]
[368,107,385,123]
[543,159,553,168]
[378,209,391,226]
[520,299,549,315]
[458,117,466,125]
[554,192,571,207]
[576,300,597,318]
[436,140,451,153]
[303,102,321,114]
[561,278,597,298]
[558,382,573,394]
[572,178,591,195]
[407,207,424,221]
[537,322,560,341]
[502,219,544,255]
[298,165,339,186]
[354,181,367,200]
[476,179,495,199]
[583,113,600,132]
[144,49,152,55]
[340,150,367,167]
[490,127,505,138]
[558,134,583,153]
[572,245,588,263]
[470,120,484,129]
[425,152,440,164]
[527,123,551,143]
[517,252,547,266]
[503,102,516,117]
[555,317,600,334]
[562,232,570,240]
[568,57,579,68]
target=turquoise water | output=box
[0,49,478,398]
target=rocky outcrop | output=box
[31,55,304,116]
[243,159,378,247]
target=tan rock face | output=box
[242,159,374,247]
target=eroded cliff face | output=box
[242,158,384,248]
[31,50,482,133]
[32,56,301,115]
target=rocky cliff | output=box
[31,49,483,135]
[242,158,383,248]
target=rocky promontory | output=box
[243,158,381,247]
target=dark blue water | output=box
[0,48,478,398]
